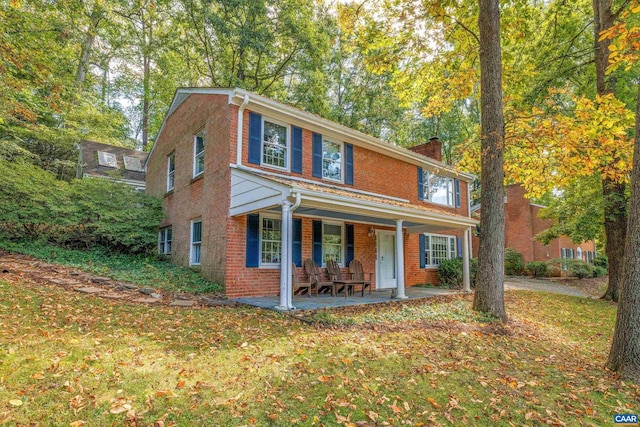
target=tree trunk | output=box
[141,13,152,151]
[472,0,507,322]
[606,77,640,383]
[75,9,103,87]
[593,0,626,302]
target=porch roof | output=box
[230,167,478,232]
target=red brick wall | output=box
[471,185,597,265]
[237,109,469,217]
[146,94,232,284]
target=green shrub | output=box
[525,261,548,278]
[0,160,163,254]
[438,257,478,289]
[593,256,608,269]
[567,260,595,279]
[593,266,608,278]
[505,247,524,275]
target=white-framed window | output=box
[167,152,175,191]
[158,226,172,255]
[424,233,457,267]
[190,219,202,265]
[323,222,344,265]
[260,215,282,267]
[193,132,205,177]
[422,171,455,207]
[262,118,289,170]
[576,247,582,261]
[322,139,343,182]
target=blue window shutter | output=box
[345,223,355,266]
[419,234,426,268]
[312,220,323,264]
[246,214,260,267]
[455,179,461,208]
[292,126,303,173]
[457,237,462,257]
[248,112,262,165]
[292,218,302,267]
[345,143,354,185]
[418,167,424,201]
[312,133,323,178]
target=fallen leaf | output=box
[427,397,441,409]
[9,399,23,406]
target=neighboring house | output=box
[471,184,597,264]
[77,140,148,191]
[145,88,478,309]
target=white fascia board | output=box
[294,188,478,229]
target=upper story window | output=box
[193,133,205,177]
[260,215,282,266]
[323,222,343,265]
[424,233,456,267]
[262,119,289,169]
[167,152,175,191]
[422,171,455,207]
[158,226,172,255]
[322,139,342,182]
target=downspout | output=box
[236,94,250,166]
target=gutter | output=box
[235,94,250,166]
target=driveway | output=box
[504,276,591,298]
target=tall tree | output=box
[472,0,507,321]
[603,0,640,383]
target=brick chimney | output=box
[409,136,442,162]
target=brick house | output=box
[145,88,478,309]
[471,184,597,264]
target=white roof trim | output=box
[147,88,476,182]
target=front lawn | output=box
[0,278,637,426]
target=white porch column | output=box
[394,219,407,299]
[462,227,471,293]
[275,201,294,311]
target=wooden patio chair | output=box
[349,260,372,296]
[292,263,316,297]
[303,259,336,296]
[326,259,365,298]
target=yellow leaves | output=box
[427,396,441,409]
[9,399,23,406]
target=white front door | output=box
[376,231,396,289]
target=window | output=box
[262,120,288,169]
[323,222,343,265]
[167,153,175,191]
[158,227,172,255]
[260,216,282,266]
[424,234,456,267]
[97,151,118,168]
[193,133,205,177]
[422,171,455,206]
[322,139,342,181]
[190,219,202,265]
[576,247,582,261]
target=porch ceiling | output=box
[230,167,478,231]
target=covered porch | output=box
[230,166,478,310]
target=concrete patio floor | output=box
[234,286,463,311]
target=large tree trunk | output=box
[593,0,626,302]
[607,78,640,383]
[472,0,507,322]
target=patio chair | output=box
[292,263,316,297]
[348,260,372,296]
[326,259,366,298]
[303,259,336,296]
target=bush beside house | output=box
[505,247,525,275]
[438,257,478,289]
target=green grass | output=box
[0,239,222,294]
[0,276,638,426]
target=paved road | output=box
[504,277,591,298]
